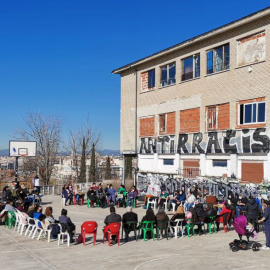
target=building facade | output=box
[113,8,270,184]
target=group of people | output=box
[62,182,139,209]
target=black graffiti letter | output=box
[223,129,237,154]
[242,129,251,153]
[252,128,270,153]
[177,134,189,153]
[192,132,205,153]
[206,132,222,153]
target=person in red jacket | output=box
[215,202,231,231]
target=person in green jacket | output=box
[117,185,127,207]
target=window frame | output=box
[206,105,218,131]
[181,53,200,81]
[148,69,155,89]
[163,159,174,166]
[207,43,230,75]
[160,62,176,87]
[159,114,167,134]
[239,101,266,125]
[213,160,228,167]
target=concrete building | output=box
[113,7,270,184]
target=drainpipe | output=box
[135,69,138,154]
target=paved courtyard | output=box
[0,195,269,270]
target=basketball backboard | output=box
[9,140,37,157]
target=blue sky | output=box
[0,0,269,151]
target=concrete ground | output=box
[0,195,269,270]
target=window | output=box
[207,44,230,74]
[207,106,218,130]
[182,54,200,81]
[239,102,265,125]
[148,69,155,88]
[163,159,174,165]
[161,63,176,87]
[213,160,227,167]
[159,114,166,133]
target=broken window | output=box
[159,114,166,133]
[207,106,218,130]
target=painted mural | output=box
[139,128,270,154]
[138,173,270,200]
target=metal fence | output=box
[180,167,201,178]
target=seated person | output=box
[104,206,121,243]
[140,208,156,239]
[107,185,117,205]
[96,185,106,208]
[122,206,138,242]
[45,207,59,239]
[204,203,217,223]
[169,191,180,210]
[215,202,231,231]
[158,190,169,208]
[127,187,137,207]
[4,200,16,212]
[156,207,169,233]
[117,185,127,207]
[185,191,196,212]
[74,185,84,204]
[2,186,13,202]
[59,209,76,243]
[16,201,26,213]
[33,205,43,220]
[189,207,204,235]
[87,187,97,207]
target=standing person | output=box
[258,200,270,250]
[62,185,69,206]
[244,197,260,232]
[33,175,40,194]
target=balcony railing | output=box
[180,167,201,178]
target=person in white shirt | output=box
[185,191,196,211]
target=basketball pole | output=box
[15,156,19,183]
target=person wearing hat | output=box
[258,200,270,250]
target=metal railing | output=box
[180,167,201,178]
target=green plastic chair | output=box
[186,218,195,237]
[5,211,16,229]
[139,221,155,241]
[121,221,138,241]
[87,198,100,208]
[208,216,217,234]
[156,220,169,240]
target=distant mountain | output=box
[0,149,9,156]
[98,149,121,156]
[0,149,121,157]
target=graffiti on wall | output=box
[137,173,270,200]
[139,128,270,154]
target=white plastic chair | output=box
[14,211,21,232]
[25,217,36,237]
[147,198,157,209]
[163,200,168,212]
[32,218,44,240]
[58,223,71,246]
[171,202,176,212]
[16,211,29,235]
[169,219,185,239]
[61,195,66,206]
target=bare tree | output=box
[68,117,101,182]
[16,112,62,185]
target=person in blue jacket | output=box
[258,200,270,250]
